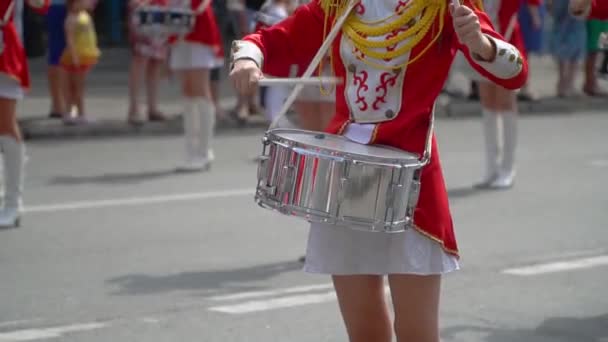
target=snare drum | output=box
[132,5,195,36]
[132,5,168,36]
[165,7,195,36]
[255,129,426,232]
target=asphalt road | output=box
[1,112,607,342]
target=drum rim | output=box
[265,128,422,167]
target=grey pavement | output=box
[20,49,608,140]
[0,111,607,341]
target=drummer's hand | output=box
[451,3,496,61]
[569,0,592,16]
[230,59,263,96]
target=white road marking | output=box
[208,283,334,302]
[208,284,391,314]
[0,320,42,329]
[24,189,254,214]
[208,291,338,314]
[0,322,107,341]
[590,159,608,167]
[502,255,608,276]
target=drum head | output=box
[268,129,420,166]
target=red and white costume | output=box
[0,0,50,99]
[233,0,527,274]
[168,0,224,70]
[129,0,171,60]
[484,0,542,56]
[581,0,608,19]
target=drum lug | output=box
[338,177,349,203]
[280,165,296,194]
[257,155,269,181]
[405,179,421,229]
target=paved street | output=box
[1,111,607,341]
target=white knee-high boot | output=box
[0,136,25,227]
[177,98,207,172]
[196,97,215,163]
[475,108,499,188]
[491,110,517,188]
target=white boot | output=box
[0,137,24,228]
[196,98,215,166]
[491,111,517,189]
[475,109,500,189]
[176,99,208,172]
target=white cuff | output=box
[230,40,264,70]
[473,36,523,80]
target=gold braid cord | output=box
[316,0,483,87]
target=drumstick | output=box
[269,0,358,130]
[258,77,343,86]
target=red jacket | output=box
[488,0,542,55]
[169,0,224,58]
[589,0,608,18]
[243,0,528,257]
[0,0,50,89]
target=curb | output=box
[20,97,607,140]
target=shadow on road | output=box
[107,260,304,296]
[441,314,608,342]
[49,169,180,185]
[447,186,486,199]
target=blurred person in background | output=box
[231,0,265,124]
[46,0,68,119]
[60,0,100,125]
[168,0,224,172]
[127,0,170,126]
[600,50,608,78]
[569,0,608,19]
[253,0,291,123]
[291,0,334,132]
[0,0,49,227]
[583,19,608,96]
[550,0,586,97]
[476,0,541,190]
[518,0,545,101]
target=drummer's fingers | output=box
[231,69,248,95]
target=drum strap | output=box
[0,0,15,26]
[269,0,358,130]
[419,103,435,167]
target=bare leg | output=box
[389,274,442,342]
[47,65,67,117]
[332,275,392,342]
[128,54,146,123]
[146,58,166,121]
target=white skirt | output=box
[0,74,24,100]
[169,41,224,70]
[304,222,460,275]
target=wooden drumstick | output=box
[258,77,343,87]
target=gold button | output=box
[393,67,402,75]
[498,48,507,56]
[516,56,523,65]
[509,54,516,62]
[385,110,395,119]
[347,64,356,73]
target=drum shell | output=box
[255,130,422,232]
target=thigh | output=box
[478,81,497,109]
[494,87,517,110]
[183,68,211,98]
[0,97,19,138]
[332,275,392,342]
[388,274,441,342]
